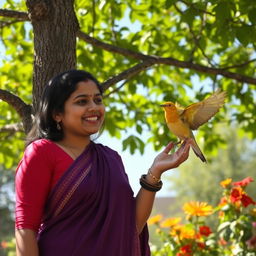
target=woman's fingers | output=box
[162,142,175,154]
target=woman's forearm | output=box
[135,169,161,234]
[16,229,39,256]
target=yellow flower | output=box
[183,201,213,217]
[148,214,163,225]
[220,178,232,188]
[170,224,184,237]
[170,224,196,240]
[180,226,196,240]
[160,217,181,228]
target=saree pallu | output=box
[38,142,150,256]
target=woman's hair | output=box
[26,69,103,145]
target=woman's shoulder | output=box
[25,139,56,155]
[94,142,121,158]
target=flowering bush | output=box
[0,238,15,256]
[149,177,256,256]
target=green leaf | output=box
[217,221,231,232]
[165,0,176,9]
[236,25,253,46]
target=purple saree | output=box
[38,142,150,256]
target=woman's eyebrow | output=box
[74,93,102,99]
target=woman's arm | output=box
[15,229,39,256]
[135,139,191,233]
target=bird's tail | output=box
[190,138,207,163]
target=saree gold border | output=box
[53,164,92,217]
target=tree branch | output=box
[0,123,23,133]
[0,89,32,133]
[77,30,150,60]
[101,60,155,91]
[0,19,24,28]
[103,80,128,98]
[77,30,256,85]
[0,9,29,20]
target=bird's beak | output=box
[160,104,166,107]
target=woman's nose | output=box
[87,100,98,111]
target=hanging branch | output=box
[0,89,32,133]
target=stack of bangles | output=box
[140,169,163,192]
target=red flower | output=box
[247,235,256,249]
[178,244,193,255]
[230,187,243,203]
[233,177,254,187]
[241,194,256,207]
[197,242,206,249]
[199,225,212,237]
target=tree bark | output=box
[26,0,79,112]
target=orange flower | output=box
[218,196,228,207]
[220,178,232,188]
[218,211,225,218]
[1,241,8,249]
[183,201,213,217]
[160,217,181,228]
[218,238,227,246]
[148,214,163,225]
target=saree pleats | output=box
[38,142,150,256]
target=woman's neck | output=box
[55,136,91,160]
[58,135,91,152]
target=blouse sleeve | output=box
[15,140,54,232]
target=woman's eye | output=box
[94,97,103,104]
[76,99,87,105]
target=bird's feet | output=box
[173,140,182,146]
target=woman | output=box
[15,70,191,256]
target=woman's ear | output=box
[52,112,62,123]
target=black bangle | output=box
[140,174,163,192]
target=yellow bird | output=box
[160,90,226,162]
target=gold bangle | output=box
[148,169,161,183]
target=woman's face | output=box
[55,80,105,138]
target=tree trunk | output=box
[26,0,79,112]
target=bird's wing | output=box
[181,90,226,130]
